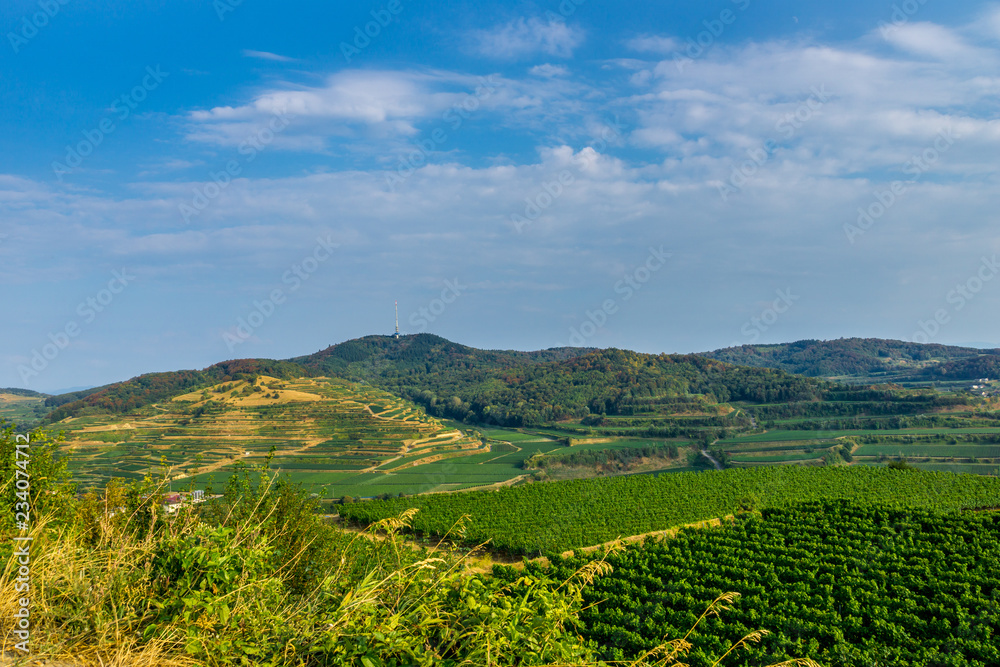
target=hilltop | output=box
[33,335,1000,424]
[292,334,826,427]
[0,388,50,429]
[43,358,312,422]
[702,337,1000,382]
[0,387,49,397]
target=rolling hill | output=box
[293,334,829,427]
[24,333,1000,493]
[701,337,1000,381]
[0,388,50,428]
[43,358,312,422]
[52,373,498,495]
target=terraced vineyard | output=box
[0,390,48,428]
[53,376,495,495]
[340,466,1000,555]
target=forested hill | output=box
[40,335,590,423]
[44,358,310,422]
[292,333,593,378]
[916,354,1000,381]
[41,334,982,427]
[0,388,49,397]
[702,338,998,378]
[298,336,827,427]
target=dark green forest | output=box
[703,337,999,379]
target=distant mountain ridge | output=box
[702,338,1000,380]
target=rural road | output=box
[700,449,723,471]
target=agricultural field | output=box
[52,375,491,495]
[339,466,1000,555]
[46,375,714,498]
[715,424,1000,475]
[533,500,1000,666]
[0,390,48,428]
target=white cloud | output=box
[625,36,1000,185]
[186,70,484,149]
[469,17,584,59]
[529,63,569,77]
[241,50,299,62]
[881,22,977,60]
[183,68,604,156]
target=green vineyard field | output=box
[528,500,1000,666]
[340,466,1000,554]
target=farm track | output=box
[334,512,732,576]
[700,449,723,470]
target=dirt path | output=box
[170,436,330,482]
[700,449,723,470]
[335,513,734,575]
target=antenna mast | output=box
[394,300,399,337]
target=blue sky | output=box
[2,0,999,392]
